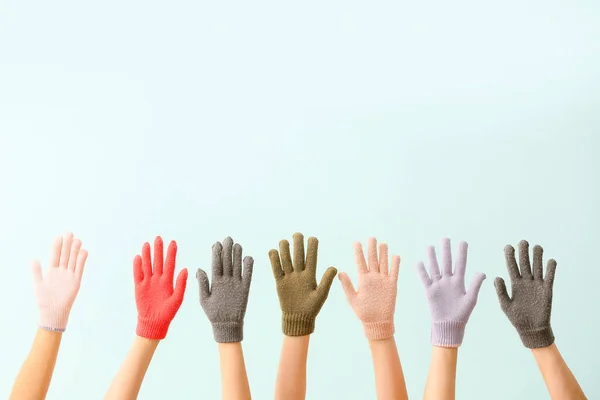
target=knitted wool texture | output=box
[197,237,254,343]
[417,238,486,347]
[32,233,88,332]
[134,237,188,340]
[494,240,556,349]
[339,238,399,340]
[269,232,337,336]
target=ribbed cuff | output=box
[39,307,70,333]
[431,321,466,347]
[518,326,555,349]
[282,313,315,336]
[212,322,243,343]
[136,317,170,340]
[363,320,395,341]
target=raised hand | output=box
[494,240,556,348]
[416,238,486,347]
[269,232,337,336]
[32,232,88,332]
[133,236,188,340]
[197,237,254,343]
[339,238,400,340]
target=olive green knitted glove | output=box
[494,240,557,349]
[269,232,338,336]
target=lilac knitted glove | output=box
[416,238,486,347]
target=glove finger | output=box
[196,268,210,299]
[427,246,441,279]
[279,239,293,274]
[31,260,43,283]
[222,237,234,276]
[378,242,389,275]
[293,232,306,272]
[269,249,284,279]
[68,239,82,271]
[233,242,243,279]
[212,241,223,277]
[242,256,254,289]
[153,236,164,275]
[317,267,338,299]
[353,241,368,274]
[75,250,88,279]
[454,241,468,277]
[338,272,357,302]
[164,240,178,281]
[416,261,432,287]
[518,240,532,278]
[440,237,453,276]
[171,268,188,308]
[390,255,401,281]
[133,255,144,283]
[494,277,511,311]
[467,272,486,299]
[305,236,319,273]
[504,245,521,280]
[544,259,557,286]
[367,237,378,272]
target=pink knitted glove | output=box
[31,233,89,332]
[416,238,486,347]
[339,238,400,341]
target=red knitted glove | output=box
[133,236,188,340]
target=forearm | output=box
[275,335,310,400]
[423,346,458,400]
[532,343,586,399]
[10,329,63,400]
[369,337,408,400]
[218,342,251,400]
[105,336,160,400]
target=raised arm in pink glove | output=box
[339,238,400,340]
[105,236,188,400]
[10,232,89,400]
[339,238,408,400]
[417,238,486,400]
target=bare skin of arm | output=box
[532,343,586,400]
[219,342,252,400]
[423,347,458,400]
[274,335,310,400]
[104,337,160,400]
[9,329,63,400]
[369,337,409,400]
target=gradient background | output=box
[1,0,599,398]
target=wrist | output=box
[518,326,554,349]
[282,312,315,336]
[363,320,395,341]
[212,321,244,343]
[136,316,171,340]
[39,307,71,333]
[431,320,466,347]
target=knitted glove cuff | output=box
[282,312,315,336]
[136,316,171,340]
[518,326,555,349]
[39,307,71,333]
[431,320,466,347]
[212,321,244,343]
[363,320,395,341]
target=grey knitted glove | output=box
[494,240,557,349]
[197,237,254,343]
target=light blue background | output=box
[1,0,599,399]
